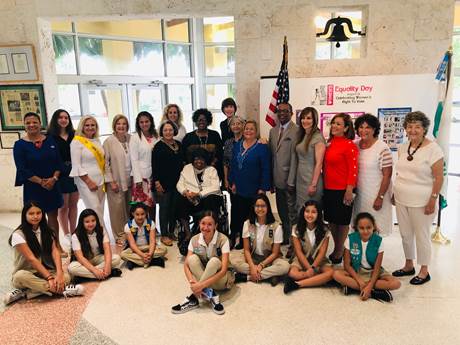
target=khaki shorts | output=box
[358,267,391,280]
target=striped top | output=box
[353,139,393,235]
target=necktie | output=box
[277,126,284,147]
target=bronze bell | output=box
[327,24,349,48]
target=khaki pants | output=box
[121,245,167,267]
[68,254,122,278]
[188,254,234,290]
[230,250,290,280]
[12,269,71,297]
[106,187,131,242]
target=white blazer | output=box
[129,133,158,184]
[69,138,104,186]
[176,164,221,197]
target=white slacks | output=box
[395,202,436,266]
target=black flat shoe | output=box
[410,274,431,285]
[392,268,416,277]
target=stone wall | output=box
[0,0,455,211]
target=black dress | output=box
[54,133,78,194]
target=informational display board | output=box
[259,74,438,142]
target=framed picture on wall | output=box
[0,44,38,82]
[0,84,47,130]
[0,131,20,149]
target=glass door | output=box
[127,83,165,130]
[80,83,127,136]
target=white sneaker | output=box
[63,284,85,298]
[3,288,26,305]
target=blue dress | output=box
[13,136,64,212]
[228,141,272,198]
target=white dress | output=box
[353,139,393,236]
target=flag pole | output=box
[431,46,452,245]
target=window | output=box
[51,17,235,135]
[315,10,364,60]
[202,17,235,119]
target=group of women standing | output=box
[10,97,444,312]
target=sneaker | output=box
[370,289,393,303]
[171,294,199,314]
[210,294,225,315]
[283,276,300,294]
[149,257,165,268]
[270,276,280,287]
[234,272,248,283]
[63,284,85,298]
[3,288,26,305]
[126,261,135,270]
[110,268,122,277]
[342,286,359,296]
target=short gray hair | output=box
[403,111,430,135]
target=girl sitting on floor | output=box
[121,203,166,270]
[230,194,290,286]
[284,200,334,294]
[333,212,401,302]
[4,201,84,305]
[68,209,122,281]
[171,211,234,315]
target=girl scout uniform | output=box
[68,230,122,278]
[121,219,167,267]
[230,220,289,279]
[290,225,332,270]
[187,231,234,290]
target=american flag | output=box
[265,36,289,127]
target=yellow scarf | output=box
[74,135,105,191]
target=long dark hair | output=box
[47,109,75,137]
[297,107,320,152]
[9,201,55,260]
[296,200,326,247]
[135,111,158,139]
[248,194,276,225]
[74,209,104,259]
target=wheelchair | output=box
[176,192,229,256]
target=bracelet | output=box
[259,262,266,269]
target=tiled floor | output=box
[0,177,459,345]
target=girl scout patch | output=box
[216,247,222,256]
[269,229,273,238]
[350,243,360,256]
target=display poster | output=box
[378,107,412,151]
[259,74,438,143]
